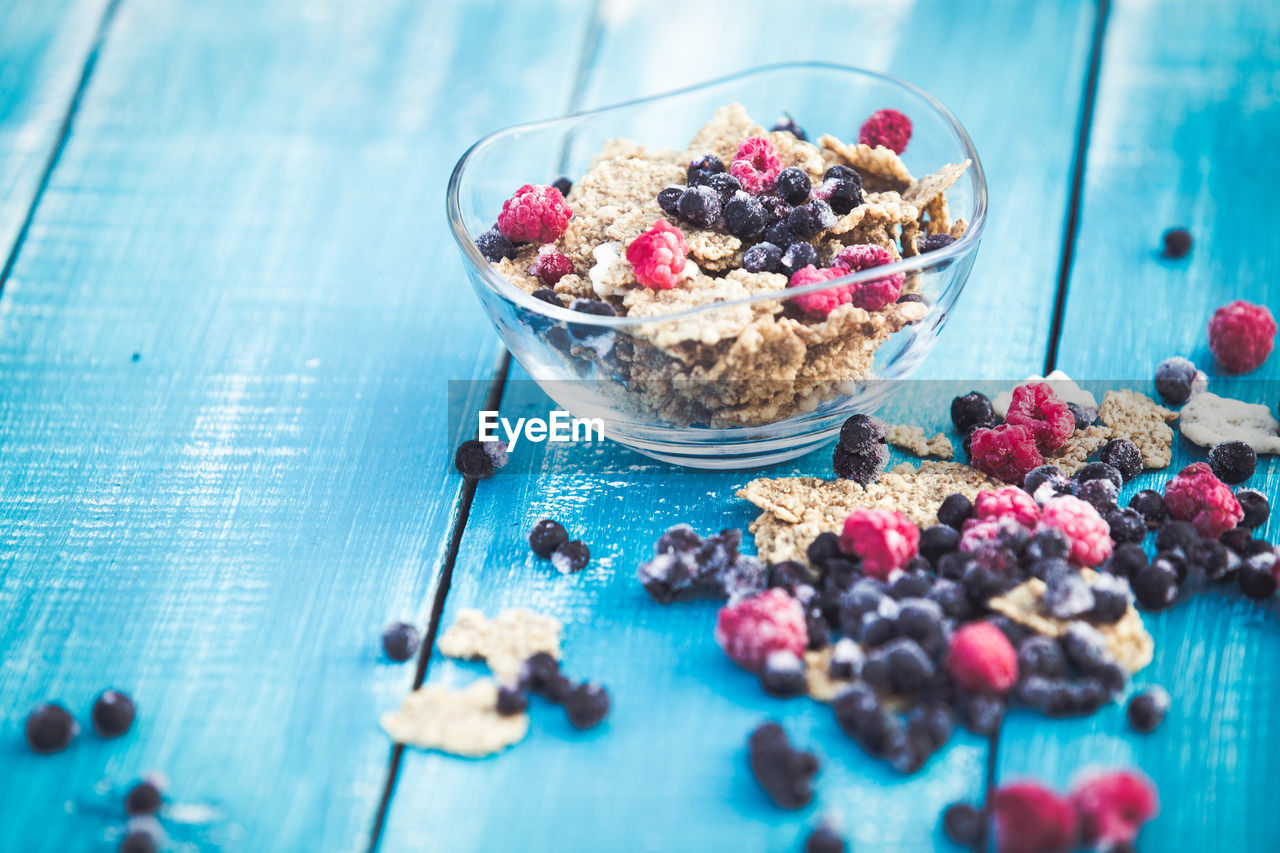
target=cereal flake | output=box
[437,608,563,683]
[380,679,528,757]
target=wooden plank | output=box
[995,0,1280,848]
[381,1,1098,849]
[0,0,111,260]
[0,0,591,849]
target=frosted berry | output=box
[687,154,725,183]
[839,508,919,579]
[1208,440,1256,485]
[1024,465,1072,503]
[1163,462,1243,538]
[25,703,78,753]
[528,518,569,558]
[657,186,682,216]
[1128,489,1166,528]
[780,241,819,277]
[1162,227,1192,258]
[1099,438,1143,481]
[564,682,610,729]
[743,241,783,273]
[832,244,904,309]
[973,487,1042,528]
[1131,559,1179,610]
[787,264,850,317]
[1037,495,1112,567]
[495,686,528,716]
[476,227,516,262]
[714,588,807,672]
[92,689,136,738]
[729,136,782,194]
[704,172,742,203]
[382,622,421,662]
[454,439,508,479]
[1236,488,1270,528]
[1075,478,1119,514]
[530,288,562,309]
[787,203,823,239]
[125,779,164,816]
[1238,552,1278,599]
[1070,770,1159,848]
[838,413,888,453]
[676,185,722,228]
[833,445,887,484]
[774,167,811,205]
[550,540,590,574]
[942,802,987,848]
[551,176,572,196]
[993,783,1078,853]
[120,831,158,853]
[496,184,573,244]
[1005,382,1075,454]
[951,391,995,434]
[759,649,808,697]
[920,233,956,253]
[969,424,1044,484]
[724,192,768,241]
[1208,299,1276,373]
[1127,686,1170,734]
[816,165,864,214]
[803,821,846,853]
[771,114,808,140]
[625,219,688,290]
[528,247,573,286]
[748,721,819,809]
[937,493,973,529]
[1154,356,1204,405]
[858,108,912,154]
[947,622,1017,694]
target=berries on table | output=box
[937,492,974,529]
[1128,489,1166,528]
[705,172,743,203]
[1153,356,1204,405]
[858,108,913,154]
[1162,226,1192,258]
[497,183,573,244]
[626,219,688,290]
[1238,552,1278,599]
[119,831,158,853]
[1236,488,1270,528]
[1208,439,1257,485]
[919,233,956,253]
[950,390,996,434]
[475,227,516,262]
[125,779,164,816]
[1104,507,1146,545]
[773,166,811,205]
[839,508,919,579]
[832,443,888,484]
[832,244,904,310]
[1131,558,1179,610]
[382,622,421,662]
[973,486,1042,528]
[992,782,1078,853]
[1075,478,1118,514]
[454,439,509,479]
[780,241,819,277]
[1043,564,1096,620]
[564,682,610,728]
[787,264,849,317]
[1065,402,1097,430]
[1070,770,1159,849]
[92,690,136,738]
[838,413,888,453]
[1208,299,1276,373]
[969,424,1044,484]
[1127,685,1170,734]
[724,192,768,241]
[520,652,571,701]
[25,703,78,753]
[528,247,573,286]
[1005,382,1075,454]
[947,622,1017,694]
[1038,495,1112,567]
[530,288,562,309]
[528,518,570,558]
[942,802,987,848]
[803,820,846,853]
[550,539,590,574]
[729,136,782,194]
[495,685,528,716]
[760,650,808,697]
[748,721,819,809]
[1163,462,1244,538]
[742,241,783,273]
[1099,438,1143,482]
[715,588,808,672]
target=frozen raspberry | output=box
[788,264,850,317]
[858,108,913,154]
[1005,382,1075,454]
[625,219,688,290]
[1070,770,1158,848]
[839,508,919,579]
[496,183,573,244]
[1163,462,1244,538]
[527,247,574,286]
[714,588,808,672]
[969,424,1045,484]
[947,621,1017,694]
[729,136,782,194]
[832,244,904,310]
[1208,299,1276,373]
[992,783,1078,853]
[973,487,1042,528]
[1037,495,1113,567]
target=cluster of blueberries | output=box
[503,652,610,730]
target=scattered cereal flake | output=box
[437,608,562,683]
[818,134,914,191]
[624,268,786,349]
[738,461,1000,564]
[887,424,954,459]
[804,648,853,702]
[1044,425,1113,476]
[1180,392,1280,454]
[988,572,1153,674]
[684,229,742,272]
[560,154,685,270]
[903,161,971,212]
[828,192,919,239]
[993,370,1098,418]
[682,103,766,164]
[380,679,528,757]
[1097,390,1178,469]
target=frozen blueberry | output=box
[1105,542,1148,578]
[550,540,590,574]
[677,185,722,228]
[1066,402,1098,430]
[919,234,956,254]
[748,722,819,809]
[657,186,683,217]
[832,443,888,485]
[528,519,570,559]
[820,165,864,215]
[942,802,986,848]
[1100,438,1143,482]
[475,227,516,262]
[1154,356,1201,405]
[1017,635,1068,679]
[1043,564,1095,620]
[564,683,610,728]
[454,439,508,479]
[496,686,528,716]
[833,681,879,736]
[1075,477,1119,512]
[879,638,934,694]
[1237,489,1270,529]
[780,241,819,277]
[1188,538,1240,582]
[760,650,809,697]
[786,204,822,239]
[1128,685,1171,733]
[767,560,816,594]
[1128,489,1167,528]
[828,638,865,681]
[771,114,808,140]
[687,154,725,183]
[1023,465,1071,501]
[1077,461,1124,491]
[764,220,793,248]
[1089,572,1132,624]
[919,525,961,566]
[722,194,766,242]
[1131,559,1179,610]
[551,176,572,196]
[1105,507,1147,545]
[957,692,1005,736]
[705,172,742,204]
[936,493,974,530]
[1024,528,1072,565]
[530,288,562,309]
[92,690,136,738]
[888,570,933,601]
[25,703,78,754]
[1209,440,1257,485]
[119,831,158,853]
[125,780,164,816]
[743,241,783,273]
[774,167,812,205]
[803,821,846,853]
[382,622,421,662]
[1162,227,1192,258]
[1239,552,1278,599]
[838,414,888,453]
[950,391,995,434]
[1154,519,1198,555]
[1220,526,1255,556]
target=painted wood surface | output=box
[0,0,591,850]
[381,1,1099,849]
[996,0,1280,848]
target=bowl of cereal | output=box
[448,62,986,468]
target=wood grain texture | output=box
[0,0,590,850]
[997,0,1280,847]
[0,0,110,259]
[381,2,1099,849]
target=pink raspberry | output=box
[1070,770,1158,848]
[729,136,781,194]
[993,783,1078,853]
[832,244,904,310]
[1208,299,1276,373]
[714,588,807,673]
[839,508,919,579]
[1005,382,1076,454]
[858,108,913,154]
[973,487,1042,528]
[969,424,1045,485]
[625,219,688,290]
[1163,462,1244,538]
[947,621,1017,694]
[497,183,573,244]
[527,247,574,286]
[1037,495,1112,567]
[787,264,850,317]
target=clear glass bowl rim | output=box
[446,61,988,330]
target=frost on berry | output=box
[969,424,1044,484]
[1037,495,1113,567]
[729,136,782,195]
[858,109,913,154]
[947,621,1017,694]
[625,219,688,290]
[714,588,807,672]
[1005,382,1075,454]
[496,183,574,243]
[1208,299,1277,373]
[993,783,1078,853]
[832,244,904,310]
[839,507,919,579]
[1070,770,1158,847]
[973,487,1041,528]
[528,246,574,286]
[787,264,850,317]
[1163,462,1243,538]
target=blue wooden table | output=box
[0,0,1275,850]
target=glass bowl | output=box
[447,62,987,469]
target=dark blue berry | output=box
[957,692,1004,735]
[774,167,811,205]
[927,578,971,619]
[1127,686,1170,733]
[567,297,616,340]
[551,176,572,196]
[1128,489,1166,528]
[382,622,421,662]
[748,722,819,809]
[942,802,986,848]
[828,638,865,680]
[919,525,961,566]
[832,443,887,484]
[1066,402,1098,429]
[787,204,821,239]
[1017,635,1068,679]
[1154,356,1199,405]
[476,227,516,262]
[1220,525,1254,555]
[723,192,767,240]
[760,650,808,697]
[687,154,725,183]
[888,570,933,600]
[1188,538,1239,582]
[120,831,158,853]
[125,780,163,816]
[833,681,879,736]
[764,220,793,248]
[1024,527,1071,564]
[743,242,783,274]
[657,186,683,216]
[950,391,995,434]
[838,414,889,453]
[1104,507,1147,544]
[1044,564,1095,619]
[1237,489,1270,528]
[25,703,77,753]
[1100,438,1143,481]
[531,288,562,308]
[1077,461,1123,490]
[1131,559,1179,610]
[92,690,135,738]
[1105,542,1148,578]
[551,539,590,573]
[803,822,845,853]
[496,686,528,716]
[1154,519,1198,554]
[919,233,956,253]
[767,560,815,593]
[1162,227,1192,258]
[1239,552,1278,599]
[454,438,508,479]
[564,683,610,728]
[936,493,973,530]
[706,172,742,203]
[820,173,864,215]
[528,518,569,558]
[780,241,818,277]
[1088,572,1132,624]
[677,185,722,228]
[1209,440,1256,485]
[1075,477,1119,512]
[771,114,808,141]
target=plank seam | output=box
[1043,0,1111,374]
[0,0,124,300]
